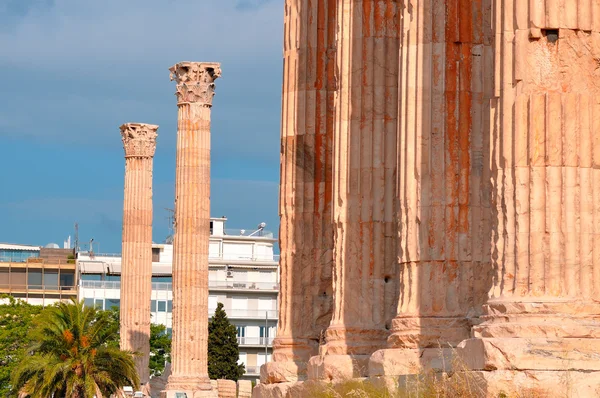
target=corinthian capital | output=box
[120,123,158,158]
[169,62,222,106]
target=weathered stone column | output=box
[163,62,221,398]
[458,1,600,395]
[119,122,158,387]
[367,0,496,377]
[259,0,337,386]
[306,0,401,380]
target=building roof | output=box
[0,243,41,251]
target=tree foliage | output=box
[0,295,43,397]
[11,299,139,398]
[208,302,245,381]
[104,307,171,377]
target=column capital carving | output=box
[169,62,221,106]
[120,123,158,158]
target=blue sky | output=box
[0,0,283,252]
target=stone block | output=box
[473,370,600,397]
[237,380,252,398]
[260,361,307,383]
[307,355,370,381]
[458,338,600,371]
[369,348,455,377]
[217,379,236,398]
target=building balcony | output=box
[209,280,278,292]
[244,366,261,376]
[210,308,278,320]
[0,283,77,296]
[237,337,274,346]
[80,280,279,293]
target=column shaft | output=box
[165,62,220,396]
[120,123,157,386]
[325,0,400,356]
[262,0,337,383]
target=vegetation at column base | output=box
[10,298,139,398]
[0,295,44,397]
[303,347,553,398]
[105,307,172,377]
[208,302,245,381]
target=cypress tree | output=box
[208,302,245,380]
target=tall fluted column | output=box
[260,0,337,385]
[163,62,220,398]
[120,123,158,387]
[458,1,600,394]
[307,0,401,380]
[369,0,495,377]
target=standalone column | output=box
[163,62,221,398]
[307,0,401,380]
[119,123,158,387]
[260,0,337,385]
[369,0,495,376]
[459,1,600,395]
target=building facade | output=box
[77,218,279,381]
[0,243,77,305]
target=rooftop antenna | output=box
[165,208,175,237]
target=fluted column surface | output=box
[269,0,337,372]
[479,0,600,330]
[325,0,400,356]
[389,0,495,349]
[120,123,158,385]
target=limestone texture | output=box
[216,379,236,398]
[260,0,600,395]
[119,122,158,386]
[236,381,252,398]
[162,62,221,398]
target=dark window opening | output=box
[152,248,160,262]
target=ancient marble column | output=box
[458,1,600,395]
[260,0,337,384]
[163,62,221,398]
[119,122,158,386]
[369,0,495,376]
[306,0,401,380]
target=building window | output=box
[94,299,104,309]
[44,270,59,290]
[106,298,120,310]
[152,248,161,262]
[151,300,157,312]
[152,276,172,283]
[210,221,213,235]
[259,326,269,338]
[157,301,166,312]
[81,274,102,281]
[84,298,94,308]
[237,326,246,337]
[167,300,173,312]
[27,270,42,290]
[60,272,75,288]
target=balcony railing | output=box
[81,280,278,292]
[0,257,76,265]
[237,337,274,346]
[0,283,77,292]
[209,280,278,291]
[211,309,278,319]
[244,366,261,375]
[77,253,280,263]
[222,229,274,239]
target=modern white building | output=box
[77,217,279,381]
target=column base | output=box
[162,377,215,398]
[387,316,471,348]
[260,361,308,383]
[307,354,370,381]
[324,326,388,356]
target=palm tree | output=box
[11,299,139,398]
